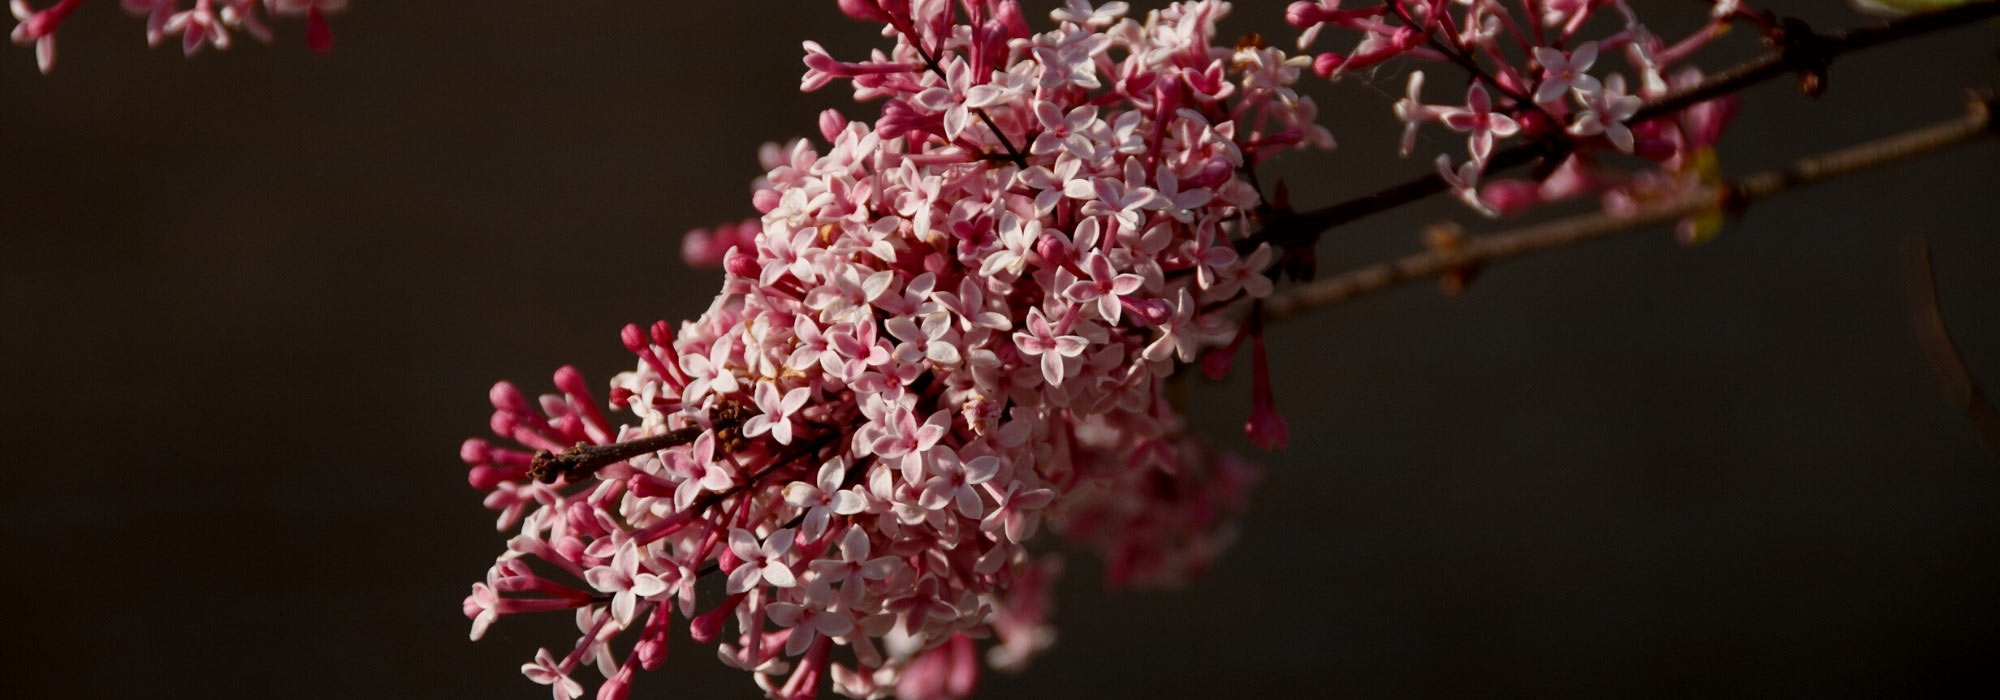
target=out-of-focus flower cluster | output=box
[9,0,344,73]
[1290,0,1745,241]
[462,1,1318,698]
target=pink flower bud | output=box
[620,324,648,353]
[1199,347,1234,380]
[1479,179,1543,216]
[836,0,890,23]
[489,381,534,415]
[1124,297,1171,325]
[1034,232,1073,268]
[552,365,589,397]
[637,610,671,670]
[1313,52,1345,77]
[1244,336,1289,450]
[724,247,760,278]
[553,536,588,564]
[996,1,1029,39]
[1286,2,1325,27]
[460,438,492,465]
[467,466,504,490]
[488,411,515,438]
[689,594,746,644]
[875,99,925,140]
[818,109,848,142]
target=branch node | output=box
[1771,17,1833,98]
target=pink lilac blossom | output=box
[452,1,1768,698]
[8,0,343,73]
[462,2,1325,697]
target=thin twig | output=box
[1905,235,2000,460]
[1260,1,2000,248]
[529,425,706,484]
[528,408,752,483]
[1263,91,1996,318]
[900,27,1030,169]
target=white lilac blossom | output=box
[9,0,343,73]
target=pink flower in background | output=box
[10,0,344,71]
[1533,42,1602,105]
[1570,73,1645,153]
[1440,82,1521,165]
[9,0,80,73]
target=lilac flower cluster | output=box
[456,0,1777,696]
[9,0,343,73]
[1291,0,1744,239]
[461,1,1321,697]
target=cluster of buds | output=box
[1290,0,1744,240]
[9,0,345,73]
[462,1,1321,697]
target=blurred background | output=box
[4,1,1998,697]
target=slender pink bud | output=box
[1244,334,1289,449]
[637,606,672,670]
[489,381,536,415]
[875,99,926,140]
[996,1,1030,39]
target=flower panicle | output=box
[465,1,1324,697]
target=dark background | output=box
[4,1,1998,697]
